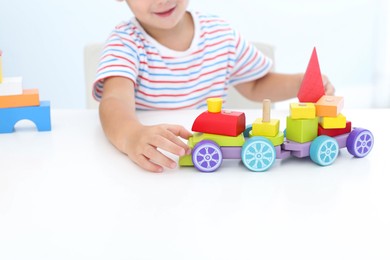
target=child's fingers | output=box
[133,154,164,173]
[167,125,193,139]
[142,144,177,169]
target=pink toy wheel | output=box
[192,140,223,172]
[346,128,374,158]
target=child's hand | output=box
[322,75,335,96]
[125,124,192,173]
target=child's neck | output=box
[144,12,194,52]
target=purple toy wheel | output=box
[346,128,374,158]
[192,140,223,172]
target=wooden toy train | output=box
[179,48,374,172]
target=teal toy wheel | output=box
[241,137,276,172]
[309,136,339,166]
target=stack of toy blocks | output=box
[316,95,351,137]
[0,50,51,133]
[284,47,352,156]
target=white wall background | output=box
[0,0,389,108]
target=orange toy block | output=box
[315,95,344,117]
[0,89,40,108]
[319,113,347,129]
[318,121,352,137]
[297,48,325,103]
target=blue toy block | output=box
[0,101,51,133]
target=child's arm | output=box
[99,77,192,173]
[233,72,335,102]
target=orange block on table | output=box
[0,89,40,108]
[315,95,344,117]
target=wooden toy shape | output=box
[207,97,223,113]
[192,110,246,137]
[252,99,280,137]
[275,145,291,160]
[283,140,311,158]
[220,147,242,159]
[191,132,245,147]
[315,95,344,117]
[0,89,40,108]
[0,77,23,96]
[290,103,316,119]
[249,130,284,146]
[286,116,318,143]
[0,101,51,133]
[319,113,347,129]
[179,131,246,167]
[297,48,325,103]
[318,121,352,137]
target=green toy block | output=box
[191,132,245,147]
[179,154,193,166]
[249,131,284,146]
[286,116,318,143]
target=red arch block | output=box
[192,110,246,137]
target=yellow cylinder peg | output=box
[207,97,223,113]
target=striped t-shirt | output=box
[93,11,272,110]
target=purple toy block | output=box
[221,146,242,159]
[275,145,291,159]
[333,133,349,149]
[282,140,311,158]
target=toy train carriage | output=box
[179,97,374,172]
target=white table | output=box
[0,108,389,260]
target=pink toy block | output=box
[0,101,51,133]
[192,110,246,137]
[315,95,344,117]
[318,121,352,137]
[297,48,325,103]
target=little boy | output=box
[93,0,335,172]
